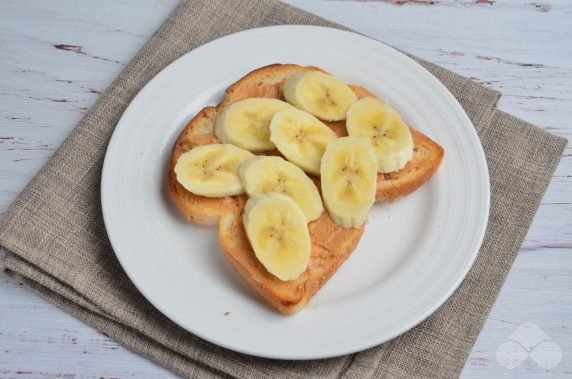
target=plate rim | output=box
[101,25,490,360]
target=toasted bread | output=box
[167,64,444,314]
[219,207,364,315]
[376,129,444,201]
[167,65,323,225]
[167,106,241,225]
[168,65,443,224]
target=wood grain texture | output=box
[0,0,570,378]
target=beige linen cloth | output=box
[0,1,567,378]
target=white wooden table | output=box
[1,1,570,377]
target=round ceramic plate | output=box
[102,26,489,360]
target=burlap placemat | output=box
[0,1,566,378]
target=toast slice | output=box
[219,206,364,315]
[167,64,444,314]
[167,65,323,225]
[168,64,443,224]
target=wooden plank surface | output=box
[0,0,570,377]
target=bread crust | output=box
[221,63,323,108]
[167,63,444,313]
[376,129,444,201]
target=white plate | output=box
[101,26,489,360]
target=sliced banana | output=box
[320,137,377,228]
[174,144,253,197]
[346,97,414,173]
[243,193,311,281]
[283,71,358,121]
[239,156,323,222]
[215,98,293,152]
[269,108,337,175]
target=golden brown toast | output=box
[167,106,242,225]
[167,64,443,224]
[167,64,444,314]
[376,129,444,202]
[167,65,323,225]
[219,206,364,315]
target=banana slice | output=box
[321,137,377,228]
[346,97,414,173]
[174,144,253,197]
[239,156,323,222]
[215,98,293,152]
[269,108,337,175]
[283,71,357,121]
[243,193,311,281]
